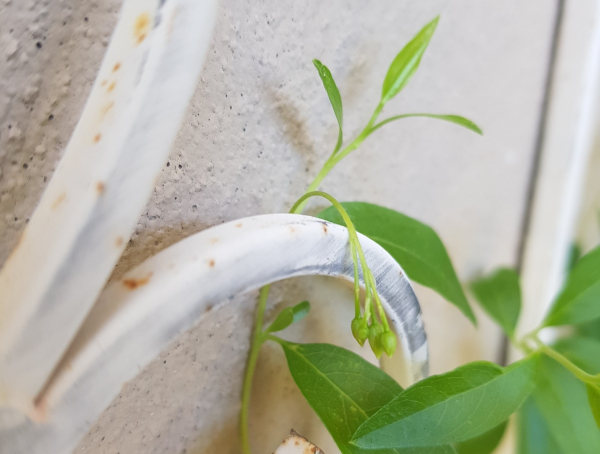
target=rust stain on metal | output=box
[208,259,215,268]
[235,223,243,228]
[112,62,121,72]
[99,102,114,121]
[115,236,123,247]
[51,192,67,209]
[93,133,102,143]
[96,181,105,194]
[122,272,153,290]
[107,81,116,93]
[322,224,328,234]
[101,80,107,87]
[134,13,150,45]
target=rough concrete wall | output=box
[1,0,558,453]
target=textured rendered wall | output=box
[0,0,558,453]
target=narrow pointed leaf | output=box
[531,355,600,454]
[318,202,475,324]
[454,420,507,454]
[371,114,483,135]
[351,356,539,449]
[517,397,564,454]
[279,342,454,454]
[266,301,311,333]
[381,17,439,104]
[470,268,521,338]
[313,59,343,154]
[544,245,600,326]
[586,383,600,429]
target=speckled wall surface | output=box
[1,0,558,452]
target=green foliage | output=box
[371,113,483,136]
[454,421,507,454]
[279,341,454,454]
[586,383,600,429]
[381,17,439,104]
[265,301,311,334]
[531,355,600,454]
[544,245,600,326]
[517,397,564,454]
[313,59,344,155]
[470,268,521,338]
[351,356,538,449]
[318,202,475,324]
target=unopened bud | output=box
[351,317,369,346]
[380,330,397,357]
[368,323,384,359]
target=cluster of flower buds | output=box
[351,315,397,359]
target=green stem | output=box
[240,102,384,454]
[536,342,600,385]
[240,285,271,454]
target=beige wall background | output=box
[0,0,562,453]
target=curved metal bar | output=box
[0,0,217,409]
[0,214,428,454]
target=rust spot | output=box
[115,236,123,247]
[134,13,151,45]
[122,272,153,290]
[205,304,213,313]
[101,80,107,87]
[93,133,102,143]
[31,394,48,423]
[208,259,215,268]
[96,181,105,194]
[210,237,219,244]
[100,101,114,120]
[322,224,328,234]
[112,62,121,72]
[107,81,116,92]
[52,192,67,209]
[235,223,242,228]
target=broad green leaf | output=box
[544,245,600,326]
[313,59,343,154]
[381,17,439,104]
[586,383,600,429]
[318,202,475,324]
[454,420,507,454]
[531,355,600,454]
[577,318,600,342]
[554,337,600,430]
[470,268,521,338]
[553,337,600,374]
[280,342,455,454]
[351,356,539,449]
[371,114,483,136]
[266,301,310,333]
[517,397,564,454]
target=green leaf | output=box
[279,342,454,454]
[265,301,311,333]
[553,337,600,374]
[318,202,475,324]
[454,420,507,454]
[313,59,343,154]
[586,383,600,429]
[517,397,564,454]
[554,336,600,430]
[351,356,539,449]
[544,245,600,326]
[531,355,600,454]
[470,268,521,338]
[371,114,483,136]
[566,242,582,274]
[381,16,439,104]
